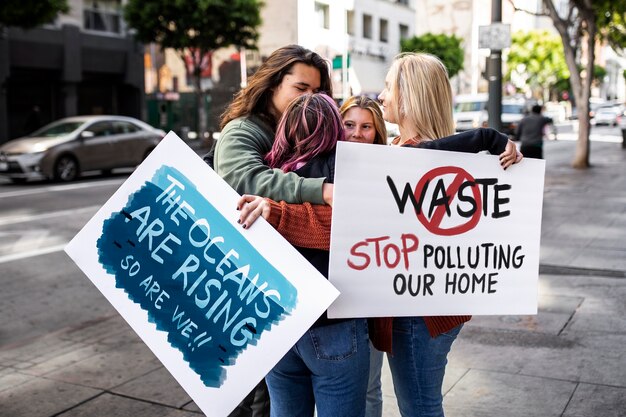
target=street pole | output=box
[240,47,247,89]
[488,0,502,132]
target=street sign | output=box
[479,23,511,50]
[332,54,351,69]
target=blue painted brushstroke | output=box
[96,165,298,387]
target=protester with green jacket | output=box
[204,44,333,417]
[210,45,334,207]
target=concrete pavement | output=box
[1,132,625,417]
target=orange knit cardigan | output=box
[265,200,471,353]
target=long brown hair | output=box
[220,45,332,130]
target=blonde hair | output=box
[387,52,455,142]
[339,96,387,145]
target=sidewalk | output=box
[1,135,625,417]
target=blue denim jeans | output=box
[365,342,384,417]
[265,318,370,417]
[387,317,463,417]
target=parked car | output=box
[570,99,619,120]
[454,94,527,138]
[0,115,166,183]
[498,99,527,138]
[453,93,488,132]
[591,105,624,127]
[543,101,568,124]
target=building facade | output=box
[140,0,416,136]
[256,0,416,99]
[0,0,144,143]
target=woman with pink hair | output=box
[260,92,370,417]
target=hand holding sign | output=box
[328,141,544,318]
[65,132,339,417]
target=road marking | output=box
[0,178,124,198]
[0,205,101,226]
[556,133,622,143]
[0,243,67,264]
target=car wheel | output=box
[10,178,27,184]
[54,155,79,182]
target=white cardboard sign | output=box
[65,132,339,417]
[328,141,545,318]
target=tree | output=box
[511,0,626,168]
[0,0,68,29]
[400,33,464,78]
[505,30,569,101]
[124,0,262,137]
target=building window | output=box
[83,0,122,34]
[397,0,409,5]
[363,14,372,39]
[399,23,409,41]
[379,19,388,43]
[346,10,355,35]
[315,2,330,29]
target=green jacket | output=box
[213,115,326,204]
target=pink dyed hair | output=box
[265,93,344,172]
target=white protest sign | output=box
[65,132,339,417]
[328,141,544,318]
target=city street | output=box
[0,174,129,346]
[1,122,625,416]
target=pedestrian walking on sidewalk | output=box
[516,104,554,159]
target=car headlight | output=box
[16,152,46,167]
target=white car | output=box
[591,105,624,127]
[454,94,527,138]
[453,94,488,132]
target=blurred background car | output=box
[0,115,166,183]
[453,93,488,132]
[591,105,624,126]
[497,98,527,139]
[454,94,529,139]
[543,101,568,124]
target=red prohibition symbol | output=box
[414,166,482,236]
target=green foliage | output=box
[400,33,464,78]
[593,64,607,81]
[0,0,68,29]
[505,30,569,95]
[553,65,608,93]
[594,0,626,54]
[124,0,262,53]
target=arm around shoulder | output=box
[214,118,325,204]
[415,128,508,154]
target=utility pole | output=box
[487,0,502,132]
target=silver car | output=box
[591,105,624,127]
[0,115,165,183]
